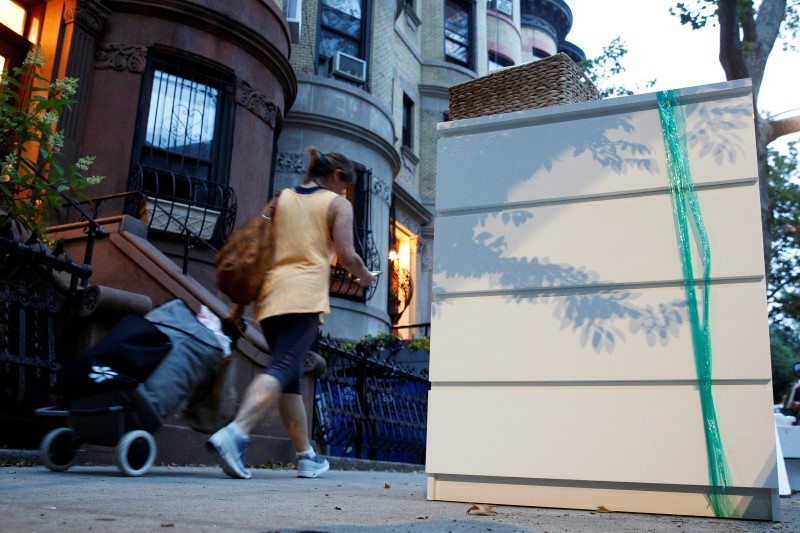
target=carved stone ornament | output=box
[236,79,279,129]
[64,0,110,37]
[371,176,392,206]
[277,152,305,174]
[95,43,148,74]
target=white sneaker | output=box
[207,425,251,479]
[297,454,329,478]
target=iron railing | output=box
[125,164,237,273]
[391,322,431,340]
[314,335,429,464]
[329,228,380,302]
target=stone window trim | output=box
[402,1,421,31]
[401,145,419,173]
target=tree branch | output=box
[766,114,800,145]
[717,0,749,80]
[747,0,788,97]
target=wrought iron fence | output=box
[314,335,429,464]
[0,220,93,437]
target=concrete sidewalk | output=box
[1,455,797,533]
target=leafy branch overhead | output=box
[0,46,103,236]
[580,1,800,315]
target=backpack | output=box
[214,196,279,305]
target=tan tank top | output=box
[254,187,338,321]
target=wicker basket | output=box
[448,53,602,121]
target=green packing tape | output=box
[656,90,734,518]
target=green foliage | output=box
[337,341,356,352]
[670,0,799,52]
[768,142,800,326]
[359,333,403,352]
[579,37,656,98]
[358,333,430,353]
[785,0,800,51]
[771,330,798,403]
[669,0,718,30]
[0,46,102,236]
[406,336,430,352]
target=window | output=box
[132,49,235,193]
[488,53,514,71]
[0,0,42,73]
[444,0,472,69]
[402,93,413,149]
[487,0,512,17]
[318,0,368,65]
[330,163,380,301]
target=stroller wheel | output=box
[39,428,79,472]
[115,430,157,476]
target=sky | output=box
[566,0,799,152]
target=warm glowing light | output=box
[398,240,411,267]
[388,249,398,262]
[0,0,25,35]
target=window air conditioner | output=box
[329,51,367,84]
[284,0,302,44]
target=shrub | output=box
[1,46,102,236]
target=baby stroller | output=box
[36,299,232,476]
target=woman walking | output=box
[208,147,376,479]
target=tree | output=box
[770,328,797,402]
[768,142,800,325]
[670,0,800,281]
[579,38,656,98]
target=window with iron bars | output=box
[131,47,235,203]
[330,163,380,301]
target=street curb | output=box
[0,449,39,465]
[0,448,425,473]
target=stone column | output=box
[59,0,111,166]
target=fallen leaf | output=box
[335,506,342,511]
[160,523,174,528]
[416,516,428,520]
[384,483,391,489]
[467,504,498,516]
[596,505,612,513]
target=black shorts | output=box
[259,313,319,395]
